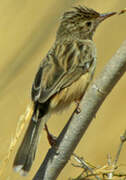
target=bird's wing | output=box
[31,42,94,103]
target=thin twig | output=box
[72,154,101,180]
[71,129,126,179]
[113,130,126,166]
[107,154,113,179]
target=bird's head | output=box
[57,6,116,40]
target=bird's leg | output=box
[44,124,57,146]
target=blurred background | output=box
[0,0,126,179]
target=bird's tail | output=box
[13,102,49,176]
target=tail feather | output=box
[13,116,41,175]
[13,101,50,175]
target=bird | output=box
[13,5,116,175]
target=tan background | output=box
[0,0,126,179]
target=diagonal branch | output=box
[33,40,126,180]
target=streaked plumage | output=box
[32,39,96,105]
[13,5,116,175]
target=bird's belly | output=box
[50,72,89,110]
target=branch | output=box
[33,40,126,180]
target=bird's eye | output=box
[86,21,92,27]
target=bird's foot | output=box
[44,124,57,146]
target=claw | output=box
[75,100,81,114]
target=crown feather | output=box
[62,5,100,21]
[74,6,100,18]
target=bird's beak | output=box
[98,12,116,23]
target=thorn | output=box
[93,84,106,95]
[118,8,126,15]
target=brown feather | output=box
[50,72,90,110]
